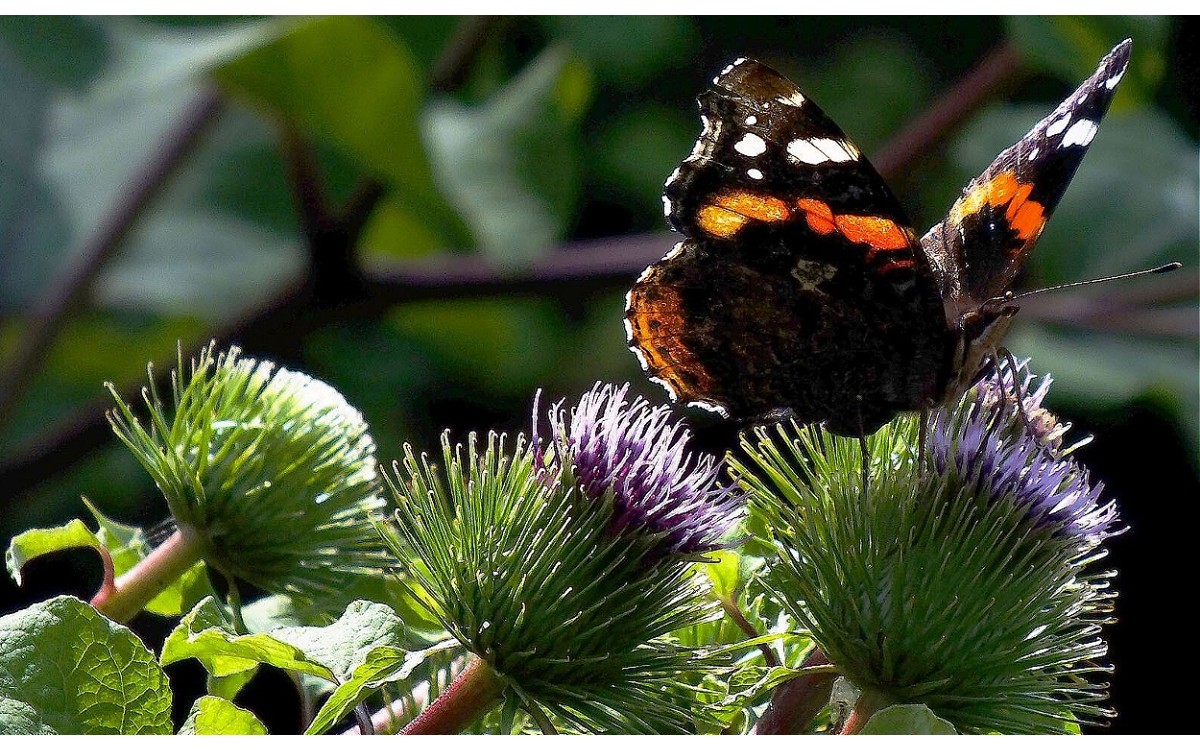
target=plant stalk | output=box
[400,657,505,735]
[840,688,895,735]
[90,526,204,623]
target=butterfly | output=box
[625,39,1135,440]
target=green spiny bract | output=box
[107,345,390,604]
[731,366,1116,734]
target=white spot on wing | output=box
[688,399,730,417]
[662,241,686,261]
[787,138,829,164]
[734,132,767,157]
[1027,146,1039,160]
[786,137,856,165]
[629,343,651,371]
[1046,114,1071,137]
[1061,119,1097,148]
[747,167,764,180]
[1105,68,1125,90]
[661,195,672,217]
[745,115,758,126]
[776,90,806,107]
[649,376,680,401]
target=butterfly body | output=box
[625,41,1133,436]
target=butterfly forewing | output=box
[923,40,1133,311]
[628,58,951,434]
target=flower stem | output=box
[840,688,894,735]
[401,657,505,735]
[90,526,204,623]
[755,648,835,734]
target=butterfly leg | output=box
[993,347,1032,432]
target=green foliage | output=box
[860,704,957,735]
[381,431,719,733]
[0,596,173,734]
[422,46,584,266]
[5,503,214,616]
[1007,16,1167,104]
[215,16,459,240]
[179,696,267,735]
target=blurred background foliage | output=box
[0,16,1196,733]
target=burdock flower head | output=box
[535,382,744,557]
[106,345,390,606]
[929,361,1118,543]
[733,361,1118,734]
[380,382,743,733]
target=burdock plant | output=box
[380,382,744,733]
[94,345,390,623]
[734,362,1118,734]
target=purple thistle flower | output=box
[928,361,1118,543]
[533,382,744,556]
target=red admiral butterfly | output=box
[625,40,1138,438]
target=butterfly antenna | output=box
[1009,262,1182,301]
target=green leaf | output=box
[305,640,458,735]
[422,46,583,266]
[0,596,172,735]
[214,16,456,239]
[705,549,743,601]
[269,599,417,681]
[164,596,426,723]
[179,696,267,735]
[161,597,335,681]
[1006,17,1167,105]
[6,519,101,586]
[859,704,957,735]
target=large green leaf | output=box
[0,596,173,734]
[422,46,585,266]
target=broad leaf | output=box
[0,596,172,734]
[860,703,957,735]
[305,640,459,735]
[178,696,267,735]
[6,519,101,586]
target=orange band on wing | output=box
[714,191,791,222]
[796,198,836,235]
[1004,183,1046,244]
[834,214,911,253]
[950,170,1046,250]
[697,190,791,238]
[696,205,750,238]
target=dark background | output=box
[1,16,1196,733]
